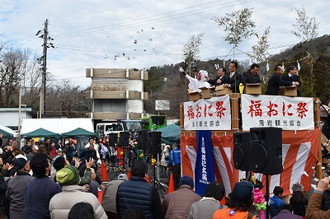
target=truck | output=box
[140,115,167,130]
[120,119,142,132]
[95,122,125,137]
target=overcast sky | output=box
[1,0,329,88]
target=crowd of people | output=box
[1,132,330,219]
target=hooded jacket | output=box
[49,185,107,219]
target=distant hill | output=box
[270,34,330,62]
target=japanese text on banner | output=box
[183,95,231,130]
[241,94,314,130]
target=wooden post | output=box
[230,93,240,130]
[180,103,184,129]
[314,98,321,128]
[314,98,323,179]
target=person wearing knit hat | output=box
[50,166,107,219]
[231,180,254,203]
[56,166,80,185]
[162,176,201,219]
[213,180,258,219]
[179,175,194,188]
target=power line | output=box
[54,0,254,40]
[55,0,248,37]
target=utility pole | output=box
[42,19,48,116]
[18,87,22,148]
[36,19,54,117]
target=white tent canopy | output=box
[0,125,17,137]
[21,118,94,135]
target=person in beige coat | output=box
[49,166,107,219]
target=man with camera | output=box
[306,176,330,218]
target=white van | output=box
[96,122,124,136]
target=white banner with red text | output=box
[183,95,231,130]
[241,94,314,130]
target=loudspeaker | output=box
[249,127,283,175]
[119,131,130,146]
[137,130,148,150]
[233,132,251,171]
[108,133,118,146]
[146,131,162,156]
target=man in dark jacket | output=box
[21,140,32,155]
[6,157,34,219]
[224,61,242,93]
[208,67,228,86]
[282,66,301,96]
[265,66,299,95]
[116,160,163,219]
[79,143,98,162]
[25,153,62,219]
[242,63,261,84]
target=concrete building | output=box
[0,107,37,131]
[86,68,148,124]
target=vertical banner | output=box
[194,130,215,196]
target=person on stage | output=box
[265,66,299,95]
[180,66,210,93]
[282,66,301,96]
[242,63,261,84]
[208,67,228,87]
[223,61,242,93]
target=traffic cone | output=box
[98,188,103,203]
[101,160,108,182]
[168,173,175,193]
[145,175,151,183]
[127,168,131,180]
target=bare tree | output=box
[46,79,90,117]
[0,47,29,107]
[21,53,42,109]
[155,72,186,118]
[292,7,319,41]
[213,7,256,58]
[183,33,204,74]
[249,26,270,63]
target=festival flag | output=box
[194,130,215,196]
